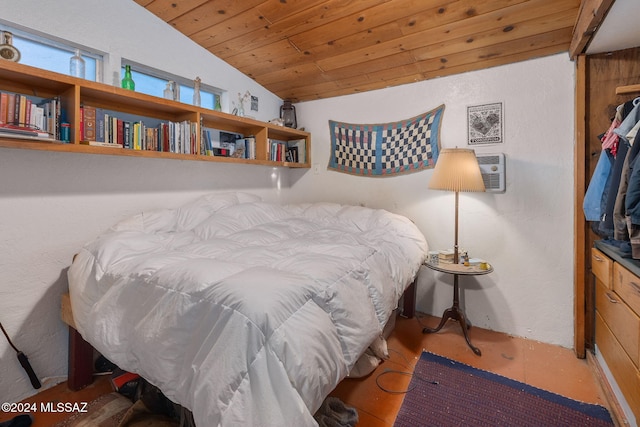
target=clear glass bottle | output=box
[193,77,201,107]
[69,49,85,79]
[121,65,135,91]
[164,82,173,100]
[172,81,180,101]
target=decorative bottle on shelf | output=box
[172,81,180,101]
[163,82,173,100]
[121,65,135,91]
[214,94,222,111]
[69,49,85,79]
[193,77,201,107]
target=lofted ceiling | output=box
[135,0,615,102]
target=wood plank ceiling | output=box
[135,0,582,102]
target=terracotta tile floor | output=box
[330,314,609,427]
[0,313,608,427]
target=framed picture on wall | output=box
[467,102,503,145]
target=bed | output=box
[67,192,427,426]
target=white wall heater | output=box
[476,153,506,193]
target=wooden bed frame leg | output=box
[67,326,94,390]
[402,279,417,318]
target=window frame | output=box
[0,22,104,82]
[121,60,223,110]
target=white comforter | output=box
[68,192,427,426]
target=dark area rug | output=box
[394,351,614,427]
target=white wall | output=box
[0,0,576,404]
[0,0,291,403]
[290,53,576,349]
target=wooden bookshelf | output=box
[0,60,310,168]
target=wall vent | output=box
[476,153,506,193]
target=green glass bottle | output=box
[121,65,135,91]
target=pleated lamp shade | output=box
[429,148,486,192]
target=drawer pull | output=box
[593,255,604,262]
[630,281,640,294]
[605,292,618,304]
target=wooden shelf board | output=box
[615,84,640,95]
[0,136,310,168]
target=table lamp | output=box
[429,148,485,264]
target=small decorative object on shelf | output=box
[193,77,201,107]
[0,31,20,62]
[280,100,297,129]
[234,91,250,116]
[163,82,173,100]
[121,65,135,91]
[69,49,85,78]
[171,81,180,101]
[214,94,222,111]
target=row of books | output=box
[0,91,60,139]
[268,138,306,163]
[80,105,196,153]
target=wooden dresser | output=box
[592,241,640,420]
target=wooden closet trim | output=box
[575,54,587,358]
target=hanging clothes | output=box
[613,99,640,241]
[599,140,629,238]
[620,99,640,257]
[584,149,613,221]
[586,96,640,257]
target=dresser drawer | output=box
[613,262,640,316]
[596,313,640,421]
[592,248,613,288]
[596,281,640,367]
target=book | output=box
[7,93,15,125]
[0,123,50,138]
[287,139,306,163]
[31,106,44,133]
[96,108,105,142]
[438,250,455,264]
[269,139,287,161]
[286,146,298,163]
[0,93,7,124]
[15,94,22,125]
[24,98,32,128]
[83,105,96,141]
[123,121,131,149]
[80,140,123,148]
[116,118,124,146]
[244,136,256,159]
[203,130,213,155]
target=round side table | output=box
[422,261,493,356]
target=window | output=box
[1,25,102,81]
[121,63,221,110]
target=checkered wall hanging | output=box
[328,104,444,176]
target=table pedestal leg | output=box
[422,273,482,356]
